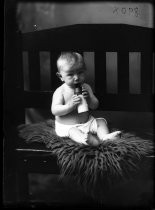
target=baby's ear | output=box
[56,72,63,81]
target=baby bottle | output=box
[74,83,89,113]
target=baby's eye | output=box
[68,74,73,77]
[78,71,84,75]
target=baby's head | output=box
[56,52,86,87]
[57,52,85,72]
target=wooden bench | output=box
[4,23,154,206]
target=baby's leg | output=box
[96,119,121,141]
[69,127,100,146]
[101,131,121,141]
[96,119,109,139]
[69,127,88,145]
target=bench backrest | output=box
[7,24,154,126]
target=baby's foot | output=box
[102,131,121,141]
[86,133,100,146]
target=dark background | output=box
[3,0,154,207]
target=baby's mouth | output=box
[74,82,81,86]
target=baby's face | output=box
[60,63,86,87]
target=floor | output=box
[28,166,154,208]
[29,173,93,205]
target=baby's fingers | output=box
[72,95,81,103]
[82,90,89,98]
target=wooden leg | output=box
[16,158,29,203]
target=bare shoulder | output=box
[53,85,64,97]
[52,85,65,105]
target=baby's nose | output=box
[74,74,79,80]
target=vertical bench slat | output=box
[141,51,153,94]
[28,51,40,90]
[129,52,141,94]
[23,52,30,91]
[83,52,95,91]
[117,52,129,94]
[40,51,51,91]
[50,51,61,90]
[106,52,118,94]
[95,52,106,94]
[153,53,155,94]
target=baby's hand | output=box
[82,87,89,99]
[71,95,81,106]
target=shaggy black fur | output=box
[18,119,154,201]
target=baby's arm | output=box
[82,84,99,110]
[51,87,81,116]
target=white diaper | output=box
[55,116,107,138]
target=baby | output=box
[51,52,121,146]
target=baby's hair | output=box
[57,52,85,72]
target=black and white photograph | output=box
[3,0,154,208]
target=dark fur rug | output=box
[18,119,154,201]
